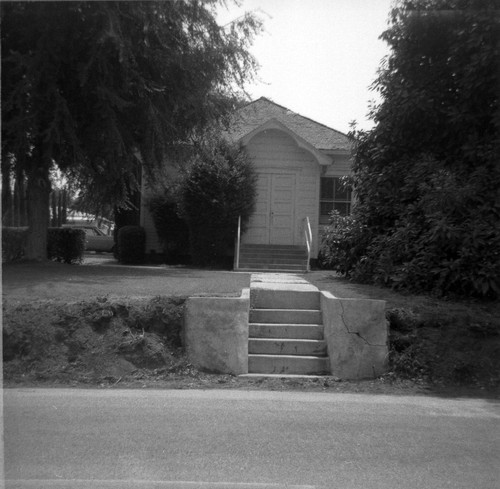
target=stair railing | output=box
[235,215,242,270]
[304,216,312,272]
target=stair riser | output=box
[240,245,307,251]
[239,263,306,269]
[240,258,307,265]
[251,290,320,310]
[241,252,306,256]
[250,324,324,340]
[249,355,329,375]
[249,339,327,356]
[250,309,322,324]
[238,268,308,273]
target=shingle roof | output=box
[227,97,352,152]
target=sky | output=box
[217,0,395,134]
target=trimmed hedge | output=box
[2,226,85,264]
[117,225,146,264]
[47,227,86,264]
[2,227,29,262]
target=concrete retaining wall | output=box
[184,289,250,375]
[321,291,388,379]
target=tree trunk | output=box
[62,189,67,224]
[16,169,28,226]
[14,180,21,227]
[2,162,12,226]
[25,165,51,260]
[57,190,63,227]
[51,191,57,227]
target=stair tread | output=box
[238,268,307,272]
[252,308,321,312]
[250,337,325,342]
[239,374,328,379]
[249,354,328,359]
[250,322,323,326]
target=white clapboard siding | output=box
[323,153,352,177]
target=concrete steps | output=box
[248,354,329,375]
[250,308,322,324]
[247,285,329,376]
[249,323,324,340]
[237,244,308,272]
[249,338,327,356]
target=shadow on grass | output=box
[2,260,251,301]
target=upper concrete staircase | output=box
[246,276,329,376]
[236,244,308,273]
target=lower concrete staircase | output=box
[237,244,308,272]
[247,282,329,376]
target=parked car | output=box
[62,224,115,253]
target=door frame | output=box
[269,172,296,245]
[243,168,299,246]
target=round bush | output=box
[181,138,256,267]
[117,225,146,264]
[47,227,86,264]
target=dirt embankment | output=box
[3,297,188,385]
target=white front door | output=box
[244,173,295,245]
[269,173,295,244]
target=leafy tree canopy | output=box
[1,0,262,259]
[339,0,500,298]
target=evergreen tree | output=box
[1,1,261,259]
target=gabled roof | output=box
[227,97,352,152]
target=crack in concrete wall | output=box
[321,292,388,379]
[338,299,387,348]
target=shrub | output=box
[345,2,500,299]
[117,225,146,264]
[2,227,29,262]
[148,193,190,263]
[47,227,86,264]
[318,211,369,276]
[346,159,500,298]
[181,138,256,267]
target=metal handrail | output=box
[304,216,312,272]
[235,215,241,270]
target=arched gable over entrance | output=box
[241,123,329,248]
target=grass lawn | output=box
[2,259,251,302]
[306,270,500,322]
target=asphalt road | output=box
[3,389,500,489]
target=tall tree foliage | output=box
[1,1,261,259]
[345,0,500,298]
